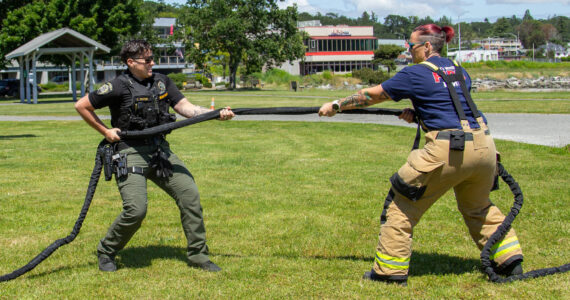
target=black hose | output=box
[2,107,568,283]
[481,162,570,283]
[118,107,404,139]
[0,107,400,282]
[0,140,107,282]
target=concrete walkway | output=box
[1,113,568,147]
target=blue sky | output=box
[166,0,569,23]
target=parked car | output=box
[50,75,69,83]
[0,79,42,97]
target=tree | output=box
[492,17,513,36]
[0,0,142,68]
[517,19,546,48]
[523,9,533,22]
[372,44,405,74]
[384,14,410,38]
[548,16,570,43]
[0,0,33,31]
[180,0,305,89]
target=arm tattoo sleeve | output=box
[340,91,373,108]
[179,105,211,118]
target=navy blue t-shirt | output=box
[381,56,485,130]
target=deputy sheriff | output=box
[75,39,234,272]
[318,24,523,285]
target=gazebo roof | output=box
[5,28,110,60]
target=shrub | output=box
[167,73,186,89]
[352,68,389,85]
[261,68,299,85]
[322,70,333,80]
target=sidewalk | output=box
[1,113,568,147]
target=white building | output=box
[471,37,522,59]
[448,49,499,63]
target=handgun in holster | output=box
[100,144,114,181]
[112,153,128,179]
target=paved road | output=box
[1,113,568,147]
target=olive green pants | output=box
[97,140,210,265]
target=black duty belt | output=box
[436,129,490,141]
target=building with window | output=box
[447,49,499,63]
[471,37,523,60]
[281,21,378,76]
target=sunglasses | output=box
[132,56,154,64]
[407,41,426,52]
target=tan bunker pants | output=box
[373,126,523,278]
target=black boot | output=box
[189,260,222,272]
[362,269,407,286]
[494,258,523,277]
[98,254,117,272]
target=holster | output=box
[99,143,114,181]
[98,143,128,181]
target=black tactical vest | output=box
[116,73,176,131]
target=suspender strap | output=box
[419,60,481,124]
[450,67,481,119]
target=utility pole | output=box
[457,20,462,63]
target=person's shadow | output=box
[119,245,187,269]
[306,251,481,276]
[120,245,481,276]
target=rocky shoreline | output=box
[472,76,570,91]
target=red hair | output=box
[413,24,455,43]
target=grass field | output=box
[0,115,568,298]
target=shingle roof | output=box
[5,28,110,60]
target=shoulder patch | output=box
[156,80,166,94]
[96,82,113,95]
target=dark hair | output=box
[120,40,153,64]
[413,24,455,53]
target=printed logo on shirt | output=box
[96,82,113,95]
[430,66,464,87]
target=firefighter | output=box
[318,24,523,285]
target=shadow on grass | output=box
[119,245,187,269]
[214,250,481,277]
[19,248,480,280]
[0,134,37,140]
[309,251,480,276]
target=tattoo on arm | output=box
[179,105,211,118]
[340,92,373,108]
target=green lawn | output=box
[0,89,569,116]
[0,119,568,299]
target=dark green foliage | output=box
[179,0,305,89]
[167,73,186,89]
[0,0,143,68]
[372,45,406,74]
[352,68,389,85]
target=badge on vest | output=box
[96,82,113,95]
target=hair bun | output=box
[442,26,455,42]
